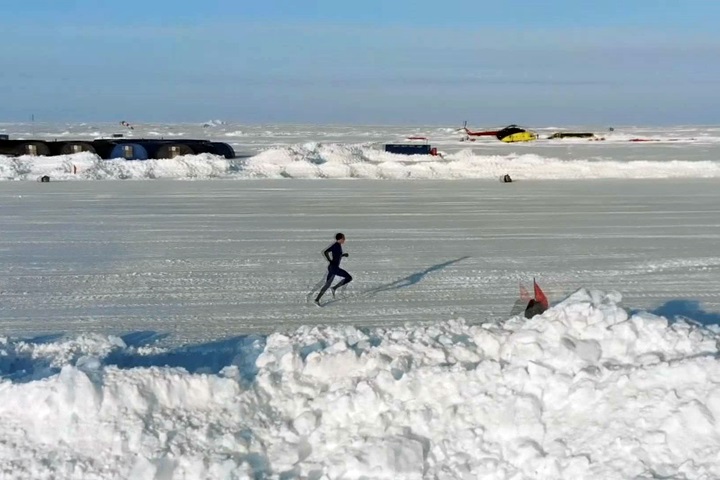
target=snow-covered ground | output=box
[1,123,720,479]
[2,122,720,181]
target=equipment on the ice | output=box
[460,122,537,143]
[385,136,441,156]
[496,125,538,143]
[511,278,549,318]
[548,132,597,139]
[461,121,500,138]
[524,279,549,318]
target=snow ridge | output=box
[1,289,719,479]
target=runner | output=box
[314,233,352,305]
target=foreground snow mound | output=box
[1,289,720,479]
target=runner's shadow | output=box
[364,256,471,297]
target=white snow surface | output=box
[2,289,720,479]
[1,123,720,478]
[2,123,720,180]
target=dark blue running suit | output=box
[315,241,352,302]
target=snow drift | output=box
[3,142,720,181]
[1,289,719,479]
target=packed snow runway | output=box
[2,123,720,478]
[2,179,720,343]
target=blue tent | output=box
[110,143,149,160]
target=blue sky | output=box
[1,0,719,125]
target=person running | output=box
[315,233,352,305]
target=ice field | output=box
[1,122,720,479]
[2,122,720,181]
[2,178,720,341]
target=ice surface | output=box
[1,122,720,478]
[2,179,720,341]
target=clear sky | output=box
[1,0,719,125]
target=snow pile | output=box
[1,289,720,479]
[79,154,231,180]
[241,142,383,179]
[242,143,720,180]
[0,153,232,181]
[203,120,227,127]
[5,141,720,181]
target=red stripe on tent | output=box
[534,278,549,310]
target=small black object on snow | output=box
[501,174,513,183]
[39,175,50,183]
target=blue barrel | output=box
[109,143,149,160]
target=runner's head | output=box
[335,232,345,244]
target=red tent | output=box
[533,278,549,310]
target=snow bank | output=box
[1,289,720,479]
[3,141,720,181]
[242,143,720,180]
[0,153,232,181]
